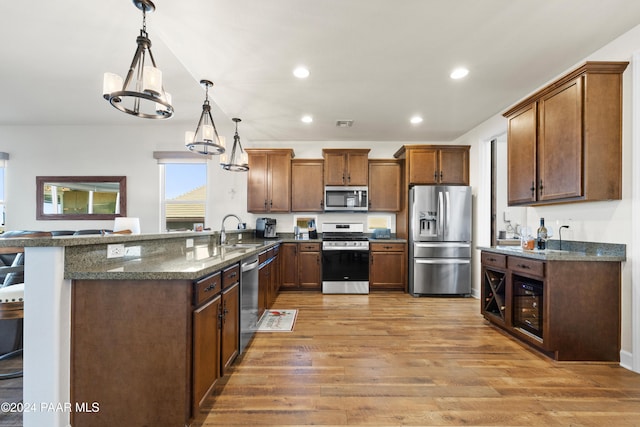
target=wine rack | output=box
[482,268,506,322]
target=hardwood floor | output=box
[194,292,640,427]
[0,352,22,426]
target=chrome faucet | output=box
[559,225,570,250]
[220,214,242,245]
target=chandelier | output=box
[220,118,249,172]
[102,0,173,119]
[185,80,226,155]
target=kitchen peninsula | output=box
[4,231,281,427]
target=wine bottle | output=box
[537,218,547,250]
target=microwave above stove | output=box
[324,186,368,212]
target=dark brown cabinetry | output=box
[220,264,240,375]
[259,245,281,315]
[291,159,324,211]
[246,148,294,212]
[503,61,628,206]
[368,160,402,212]
[394,145,470,185]
[280,242,321,290]
[369,242,406,291]
[480,251,621,361]
[323,149,370,186]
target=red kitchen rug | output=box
[257,309,297,332]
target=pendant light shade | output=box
[220,118,249,172]
[185,80,226,155]
[102,0,173,119]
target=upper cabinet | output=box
[291,159,324,212]
[394,145,470,185]
[323,149,370,186]
[503,61,628,206]
[368,160,402,212]
[246,149,294,213]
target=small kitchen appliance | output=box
[256,218,277,238]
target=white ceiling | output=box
[1,0,639,142]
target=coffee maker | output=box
[256,218,277,238]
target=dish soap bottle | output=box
[537,218,547,250]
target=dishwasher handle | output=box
[241,258,260,272]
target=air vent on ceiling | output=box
[336,120,354,128]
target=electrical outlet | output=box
[125,246,141,257]
[186,238,194,248]
[107,244,125,259]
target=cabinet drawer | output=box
[194,272,222,306]
[222,264,240,289]
[508,256,545,277]
[481,252,507,269]
[299,242,321,252]
[370,242,405,252]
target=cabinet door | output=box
[408,148,438,184]
[267,152,292,212]
[439,147,469,185]
[279,243,298,289]
[298,251,321,289]
[193,294,221,412]
[538,78,583,201]
[507,103,538,205]
[346,152,369,185]
[324,152,347,185]
[247,152,269,212]
[258,263,270,318]
[369,243,406,291]
[220,283,239,375]
[292,160,324,211]
[369,161,401,211]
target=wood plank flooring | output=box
[194,292,640,427]
[0,353,22,427]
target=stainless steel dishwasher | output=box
[240,254,260,354]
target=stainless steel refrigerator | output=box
[409,185,472,296]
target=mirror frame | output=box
[36,176,127,220]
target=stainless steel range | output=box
[321,222,369,294]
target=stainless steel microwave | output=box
[324,186,368,212]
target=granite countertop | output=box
[478,240,626,262]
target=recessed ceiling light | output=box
[301,115,313,123]
[450,67,469,80]
[410,116,423,125]
[293,66,310,79]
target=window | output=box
[156,152,208,232]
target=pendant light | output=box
[102,0,173,119]
[185,80,226,155]
[220,118,249,172]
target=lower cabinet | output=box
[258,245,281,317]
[71,263,243,427]
[369,242,406,291]
[280,242,322,290]
[480,251,621,361]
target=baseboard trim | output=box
[619,350,636,372]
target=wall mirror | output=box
[36,176,127,220]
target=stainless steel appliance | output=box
[256,218,277,238]
[321,222,369,294]
[324,186,368,212]
[409,185,472,296]
[513,277,544,339]
[239,255,260,353]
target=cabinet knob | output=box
[440,171,443,180]
[539,179,544,195]
[530,182,535,195]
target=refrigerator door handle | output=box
[415,259,471,265]
[437,191,444,237]
[445,191,451,234]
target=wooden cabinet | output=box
[369,242,406,291]
[394,145,470,185]
[258,246,280,316]
[220,264,240,375]
[280,242,322,290]
[503,61,628,206]
[291,159,324,211]
[368,160,402,212]
[193,292,221,412]
[246,148,294,213]
[480,250,621,361]
[323,149,370,186]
